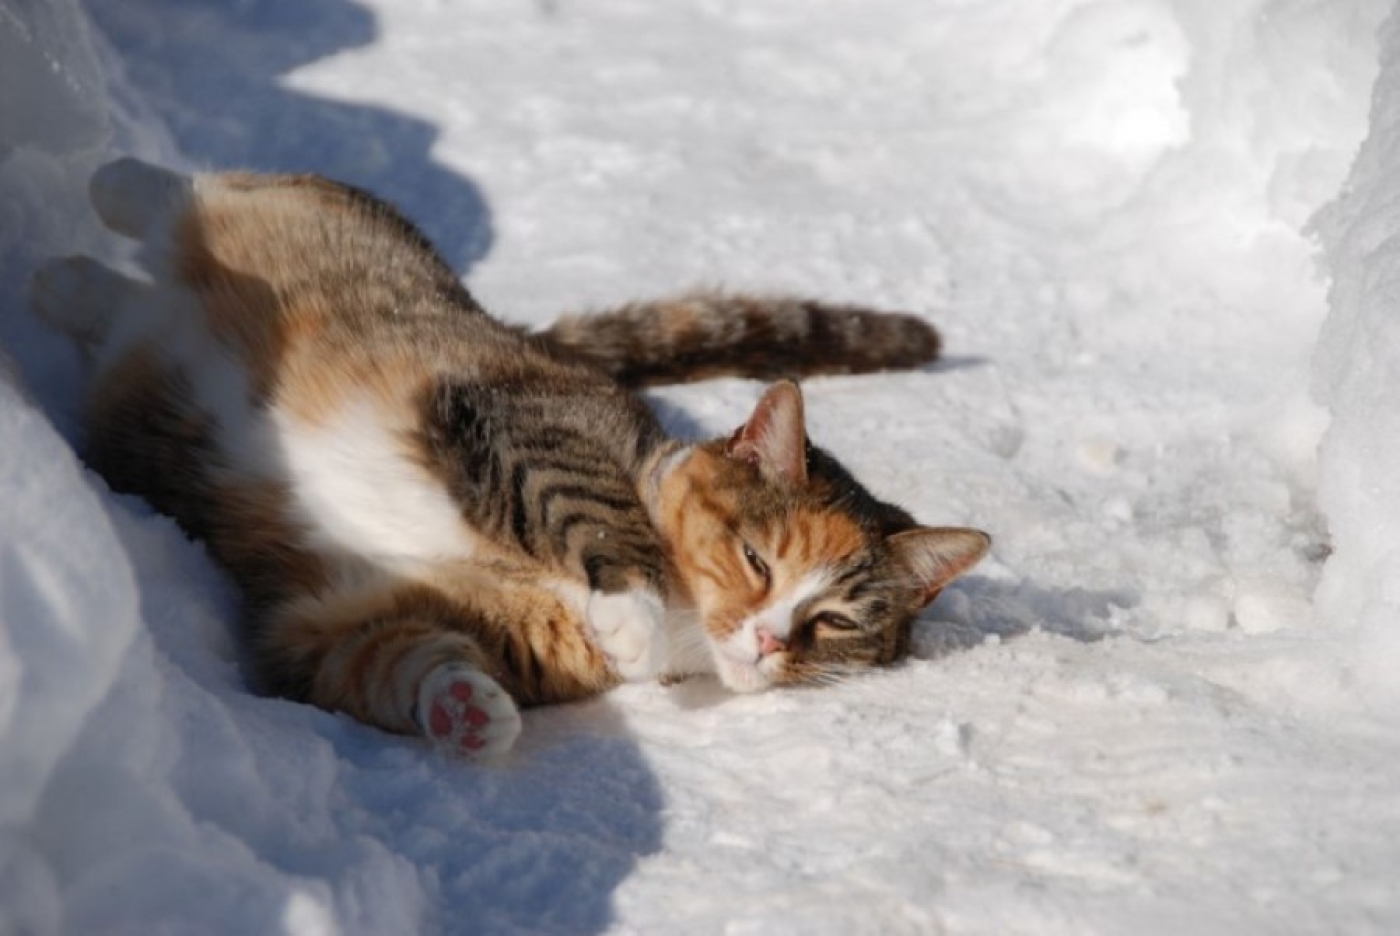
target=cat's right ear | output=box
[726,380,808,484]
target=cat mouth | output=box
[711,648,781,693]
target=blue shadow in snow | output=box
[914,575,1140,659]
[82,1,661,932]
[84,0,492,271]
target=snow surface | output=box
[3,0,1400,932]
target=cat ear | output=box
[726,380,808,483]
[890,527,991,607]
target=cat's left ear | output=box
[890,527,991,607]
[727,380,808,483]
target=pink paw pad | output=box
[426,682,494,750]
[416,664,522,758]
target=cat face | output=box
[654,381,990,692]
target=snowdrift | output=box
[1314,8,1400,714]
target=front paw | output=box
[416,663,522,758]
[587,588,668,682]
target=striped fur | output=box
[32,158,989,759]
[538,292,942,387]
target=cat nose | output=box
[756,626,786,658]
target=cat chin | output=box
[711,652,781,694]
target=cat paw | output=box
[31,256,122,341]
[415,663,521,758]
[587,588,668,682]
[90,157,190,238]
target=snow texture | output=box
[1314,7,1400,718]
[2,0,1400,932]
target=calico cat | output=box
[32,157,990,757]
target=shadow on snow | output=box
[85,0,493,272]
[914,575,1139,659]
[77,1,661,932]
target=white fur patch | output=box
[587,588,669,682]
[651,445,693,489]
[643,443,693,519]
[274,400,478,567]
[76,276,272,473]
[711,569,831,692]
[189,339,263,459]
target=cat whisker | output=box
[791,662,858,689]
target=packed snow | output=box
[3,0,1400,932]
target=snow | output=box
[1314,7,1400,717]
[3,0,1400,932]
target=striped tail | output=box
[535,291,941,388]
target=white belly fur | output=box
[270,399,480,568]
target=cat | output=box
[31,157,991,758]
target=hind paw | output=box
[90,157,191,238]
[415,663,521,758]
[31,256,139,342]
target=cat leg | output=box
[89,157,193,240]
[364,629,521,759]
[30,255,151,345]
[274,597,524,758]
[423,384,674,682]
[576,527,675,682]
[564,501,673,683]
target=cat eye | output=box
[741,542,770,584]
[812,613,860,634]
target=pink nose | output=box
[757,627,786,657]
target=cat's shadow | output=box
[85,0,492,272]
[922,354,989,374]
[913,574,1138,658]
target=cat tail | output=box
[533,291,941,388]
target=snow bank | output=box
[0,371,138,934]
[0,370,395,934]
[0,4,428,933]
[1314,6,1400,716]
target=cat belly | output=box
[267,397,482,569]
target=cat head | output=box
[653,380,989,692]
